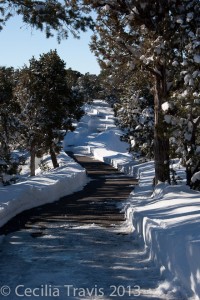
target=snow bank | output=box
[123,163,200,300]
[0,152,88,229]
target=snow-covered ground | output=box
[64,100,200,300]
[0,222,180,300]
[0,152,88,228]
[123,165,200,300]
[1,99,200,299]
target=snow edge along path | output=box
[0,152,88,234]
[91,148,200,300]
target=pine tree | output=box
[14,64,46,176]
[15,50,84,175]
[115,89,154,160]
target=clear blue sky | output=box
[0,15,101,75]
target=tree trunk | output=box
[154,128,170,183]
[30,147,36,176]
[154,69,170,184]
[186,166,192,186]
[50,145,59,168]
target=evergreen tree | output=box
[75,72,102,102]
[15,50,84,175]
[115,89,154,160]
[161,89,200,186]
[14,64,46,176]
[98,64,131,106]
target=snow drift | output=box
[0,152,88,228]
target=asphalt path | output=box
[0,154,137,235]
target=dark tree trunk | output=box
[154,68,170,184]
[186,167,192,186]
[30,146,36,176]
[50,146,59,168]
[154,129,170,183]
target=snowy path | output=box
[0,156,181,300]
[0,223,175,300]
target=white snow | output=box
[125,179,200,299]
[196,146,200,154]
[161,101,172,112]
[1,99,200,299]
[184,132,192,141]
[172,60,179,67]
[102,4,110,11]
[0,152,88,228]
[191,171,200,183]
[176,17,184,24]
[184,73,191,85]
[131,139,136,147]
[0,222,174,300]
[64,100,131,167]
[164,114,172,124]
[187,12,194,22]
[194,55,200,64]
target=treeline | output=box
[0,50,101,183]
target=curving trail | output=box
[0,155,182,300]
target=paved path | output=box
[0,155,182,300]
[0,154,137,234]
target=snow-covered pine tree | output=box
[180,19,200,186]
[154,1,200,187]
[15,50,84,175]
[114,83,154,160]
[115,94,154,160]
[0,0,93,41]
[14,63,46,176]
[161,97,200,187]
[87,0,200,184]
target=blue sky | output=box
[0,15,100,75]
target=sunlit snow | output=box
[0,100,200,299]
